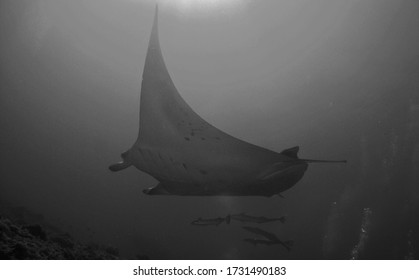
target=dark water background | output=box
[1,0,418,259]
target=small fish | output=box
[242,226,279,241]
[244,238,278,246]
[242,226,293,251]
[191,217,227,226]
[231,213,286,224]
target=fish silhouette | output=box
[242,226,293,251]
[244,238,279,246]
[230,213,286,224]
[191,216,229,226]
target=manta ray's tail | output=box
[300,159,347,163]
[280,146,346,163]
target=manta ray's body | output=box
[110,7,345,196]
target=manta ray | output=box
[109,6,346,196]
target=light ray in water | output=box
[131,0,248,17]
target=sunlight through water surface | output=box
[135,0,247,17]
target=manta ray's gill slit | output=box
[137,147,148,163]
[142,148,164,175]
[146,150,158,171]
[160,154,177,175]
[156,154,174,180]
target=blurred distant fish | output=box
[191,216,229,226]
[242,226,293,251]
[231,213,286,224]
[242,226,278,241]
[110,6,346,197]
[244,238,280,246]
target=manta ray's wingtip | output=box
[154,3,159,23]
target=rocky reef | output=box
[0,215,119,260]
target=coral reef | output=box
[0,216,119,260]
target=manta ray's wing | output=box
[135,6,281,163]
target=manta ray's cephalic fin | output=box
[109,150,132,172]
[109,161,131,172]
